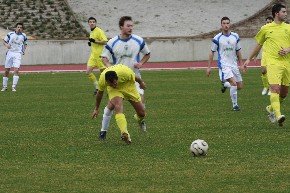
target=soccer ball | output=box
[190,139,209,156]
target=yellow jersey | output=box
[90,27,108,56]
[99,64,135,92]
[255,22,290,62]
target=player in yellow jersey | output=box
[86,17,108,95]
[91,64,146,144]
[244,3,290,126]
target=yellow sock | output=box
[270,93,281,118]
[134,114,145,122]
[115,113,128,134]
[87,73,98,88]
[261,74,269,88]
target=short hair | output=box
[105,71,118,83]
[15,22,24,29]
[88,17,96,23]
[272,3,286,18]
[221,16,230,24]
[119,16,132,27]
[266,16,273,21]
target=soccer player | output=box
[260,16,274,96]
[86,17,108,95]
[99,16,150,139]
[207,17,245,111]
[92,64,146,144]
[244,3,290,126]
[1,23,27,92]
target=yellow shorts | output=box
[267,59,290,86]
[261,56,267,67]
[107,83,141,102]
[87,55,106,70]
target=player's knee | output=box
[137,109,146,118]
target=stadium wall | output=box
[0,38,258,65]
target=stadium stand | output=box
[199,0,290,38]
[0,0,88,39]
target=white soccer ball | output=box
[190,139,209,156]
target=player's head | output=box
[88,17,97,29]
[105,71,118,88]
[15,23,24,33]
[221,17,231,33]
[119,16,133,36]
[266,16,274,24]
[272,3,287,21]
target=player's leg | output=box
[99,101,114,140]
[1,68,10,91]
[86,56,99,94]
[130,100,147,131]
[267,62,284,125]
[218,68,230,93]
[261,66,269,96]
[11,53,22,91]
[2,53,13,91]
[110,96,131,144]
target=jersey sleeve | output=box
[235,34,241,51]
[96,29,108,41]
[211,38,218,52]
[255,26,266,45]
[3,33,11,43]
[140,39,150,55]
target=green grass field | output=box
[0,69,289,193]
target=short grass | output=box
[0,69,289,193]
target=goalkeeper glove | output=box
[89,38,96,43]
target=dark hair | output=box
[266,16,273,21]
[221,16,230,24]
[119,16,132,27]
[15,22,24,29]
[88,17,96,23]
[105,71,118,83]
[272,3,286,18]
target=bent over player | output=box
[92,64,146,144]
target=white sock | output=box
[12,75,19,88]
[230,86,238,107]
[101,106,113,131]
[3,77,8,88]
[224,81,231,88]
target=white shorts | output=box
[219,66,242,82]
[4,51,22,69]
[135,82,144,95]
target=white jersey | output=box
[4,31,27,54]
[101,34,150,77]
[211,32,241,68]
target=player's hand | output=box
[89,38,96,43]
[243,59,250,72]
[139,81,146,90]
[278,47,290,56]
[206,67,211,77]
[88,42,91,46]
[92,108,99,119]
[134,63,142,69]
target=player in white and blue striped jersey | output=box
[1,22,27,92]
[207,17,245,111]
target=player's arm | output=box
[92,90,104,118]
[207,51,214,77]
[243,43,262,68]
[102,57,112,67]
[3,40,11,49]
[236,50,245,72]
[134,53,150,69]
[89,38,107,45]
[135,76,146,90]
